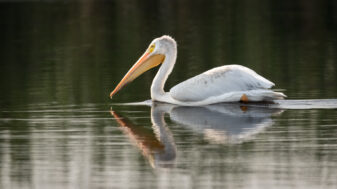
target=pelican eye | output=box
[149,44,155,53]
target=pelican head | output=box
[110,35,176,98]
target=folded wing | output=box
[169,65,276,102]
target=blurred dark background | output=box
[0,0,336,107]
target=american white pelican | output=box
[110,35,286,106]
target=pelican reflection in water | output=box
[151,102,283,144]
[110,107,176,168]
[111,102,283,167]
[167,103,283,143]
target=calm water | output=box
[1,0,337,188]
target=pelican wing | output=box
[169,65,277,102]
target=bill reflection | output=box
[110,108,176,168]
[111,102,283,168]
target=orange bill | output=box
[110,51,165,98]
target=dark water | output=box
[1,0,337,188]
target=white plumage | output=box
[110,35,286,106]
[170,64,281,102]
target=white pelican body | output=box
[110,35,285,106]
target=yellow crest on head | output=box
[149,44,155,53]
